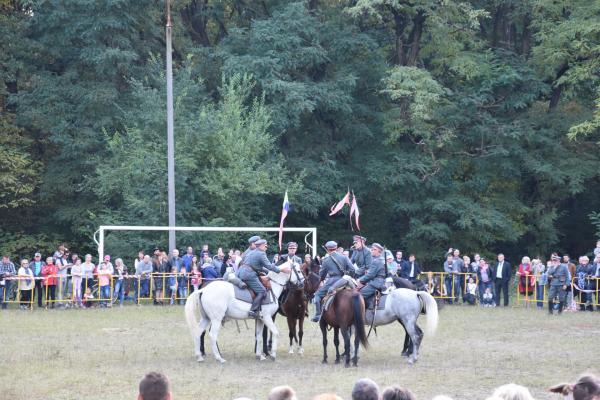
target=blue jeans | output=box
[536,284,545,308]
[135,278,150,304]
[178,287,188,304]
[0,281,10,308]
[113,279,125,305]
[100,285,110,306]
[445,276,460,303]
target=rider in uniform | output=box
[237,239,283,318]
[241,235,261,264]
[351,235,372,278]
[311,241,354,322]
[547,254,570,315]
[358,243,387,309]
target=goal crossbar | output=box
[94,225,317,261]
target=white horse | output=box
[184,261,298,363]
[365,288,438,364]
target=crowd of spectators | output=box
[1,240,600,311]
[137,372,600,400]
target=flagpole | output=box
[166,0,176,253]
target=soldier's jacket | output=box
[352,247,372,277]
[240,246,253,265]
[320,252,354,284]
[359,255,386,289]
[277,254,302,266]
[243,249,280,274]
[548,263,571,286]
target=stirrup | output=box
[248,310,261,319]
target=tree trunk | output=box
[181,0,211,47]
[391,8,408,65]
[407,11,426,66]
[549,63,569,110]
[521,14,531,56]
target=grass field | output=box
[0,303,597,400]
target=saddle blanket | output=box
[233,285,275,305]
[367,293,388,311]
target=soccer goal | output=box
[93,225,318,261]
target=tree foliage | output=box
[1,0,599,264]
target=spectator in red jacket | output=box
[42,257,58,309]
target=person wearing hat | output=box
[547,254,570,314]
[357,243,387,310]
[241,236,261,265]
[351,235,372,278]
[311,241,354,322]
[238,239,289,318]
[277,242,302,267]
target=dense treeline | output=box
[1,0,599,265]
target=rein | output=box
[366,295,379,339]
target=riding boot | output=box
[558,301,564,314]
[311,301,322,322]
[248,292,265,318]
[548,300,554,315]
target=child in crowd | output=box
[201,258,219,288]
[83,287,94,308]
[191,265,201,292]
[482,287,495,307]
[465,277,477,305]
[97,262,111,307]
[71,259,83,308]
[178,267,189,305]
[168,266,178,305]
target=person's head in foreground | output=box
[382,385,416,400]
[138,372,172,400]
[491,384,534,400]
[352,378,380,400]
[550,374,600,400]
[268,385,298,400]
[312,394,344,400]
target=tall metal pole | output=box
[166,0,176,253]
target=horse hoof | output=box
[289,348,294,354]
[270,355,277,361]
[217,358,226,364]
[258,354,267,361]
[345,363,350,368]
[298,348,304,355]
[322,359,328,364]
[408,358,415,365]
[335,359,340,365]
[196,356,204,363]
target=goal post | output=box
[93,225,318,261]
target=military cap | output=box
[248,235,261,244]
[324,241,338,250]
[287,242,298,248]
[371,243,384,252]
[255,239,267,246]
[352,235,367,242]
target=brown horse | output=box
[320,288,369,367]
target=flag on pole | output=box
[329,190,350,216]
[349,191,360,231]
[279,191,290,251]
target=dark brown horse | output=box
[320,288,369,367]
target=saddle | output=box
[233,285,275,305]
[366,292,388,311]
[260,275,272,290]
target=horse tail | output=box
[416,291,438,337]
[351,292,369,349]
[185,289,203,338]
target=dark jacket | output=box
[399,261,421,279]
[491,261,512,282]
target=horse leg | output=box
[269,313,276,352]
[403,318,420,364]
[196,319,210,362]
[397,319,412,357]
[208,319,226,363]
[320,320,328,364]
[352,325,360,367]
[298,316,304,355]
[287,316,296,354]
[262,325,269,356]
[333,327,341,364]
[341,326,351,368]
[255,320,266,361]
[262,316,280,360]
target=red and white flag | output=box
[349,192,360,231]
[329,191,350,216]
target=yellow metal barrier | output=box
[517,275,600,309]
